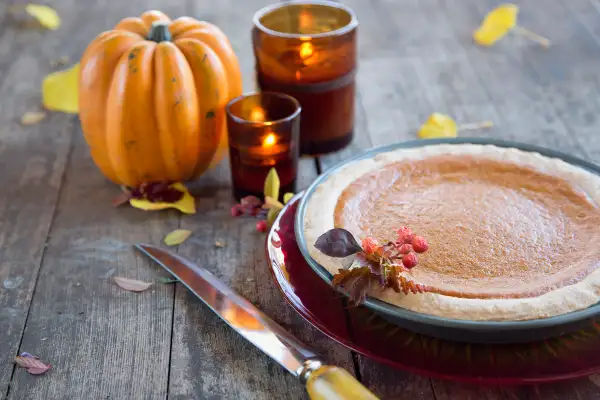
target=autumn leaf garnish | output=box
[314,228,362,258]
[315,227,431,305]
[474,4,550,48]
[14,352,51,375]
[127,182,196,214]
[418,113,493,139]
[332,267,374,306]
[113,277,153,292]
[230,168,295,232]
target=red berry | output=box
[231,204,243,217]
[398,244,413,254]
[412,236,429,253]
[256,220,268,233]
[402,253,418,269]
[361,237,380,254]
[397,226,414,244]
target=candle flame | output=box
[250,107,265,122]
[262,133,277,147]
[299,42,314,60]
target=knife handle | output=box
[305,365,379,400]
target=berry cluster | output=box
[230,196,268,233]
[361,226,429,269]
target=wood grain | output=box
[4,1,187,399]
[2,0,600,398]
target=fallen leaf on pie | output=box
[264,168,280,201]
[474,4,550,47]
[25,4,61,30]
[130,183,196,214]
[163,229,192,246]
[15,352,51,375]
[113,276,153,292]
[21,111,46,125]
[42,63,79,114]
[418,113,493,139]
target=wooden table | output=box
[3,0,600,398]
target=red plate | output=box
[266,194,600,384]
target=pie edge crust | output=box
[302,144,600,321]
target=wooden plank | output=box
[168,2,356,398]
[169,161,357,399]
[0,0,90,395]
[5,1,189,398]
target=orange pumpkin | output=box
[79,10,243,186]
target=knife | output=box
[135,244,379,400]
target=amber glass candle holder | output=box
[252,1,358,156]
[226,92,301,201]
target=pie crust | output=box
[302,144,600,321]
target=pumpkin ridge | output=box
[175,38,228,177]
[154,42,200,181]
[79,31,143,184]
[175,28,242,101]
[106,41,163,186]
[113,17,148,37]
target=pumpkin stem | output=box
[148,22,172,42]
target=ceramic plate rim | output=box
[295,137,600,332]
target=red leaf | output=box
[113,277,153,292]
[15,353,51,375]
[332,267,374,305]
[314,228,362,258]
[130,181,183,203]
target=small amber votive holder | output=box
[252,0,358,156]
[226,92,301,201]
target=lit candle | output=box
[253,1,358,155]
[226,92,301,201]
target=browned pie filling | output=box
[334,156,600,299]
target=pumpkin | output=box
[79,10,243,186]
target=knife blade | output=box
[135,243,379,400]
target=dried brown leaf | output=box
[113,276,153,292]
[21,111,46,125]
[15,353,51,375]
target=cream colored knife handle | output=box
[305,365,379,400]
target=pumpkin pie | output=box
[303,144,600,321]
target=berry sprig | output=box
[229,168,294,233]
[314,226,431,305]
[363,226,429,269]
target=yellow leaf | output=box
[130,183,196,214]
[263,196,284,211]
[283,193,294,204]
[267,208,279,227]
[264,168,280,201]
[42,63,79,114]
[163,229,192,246]
[473,4,518,46]
[21,111,46,125]
[25,4,61,30]
[417,113,458,139]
